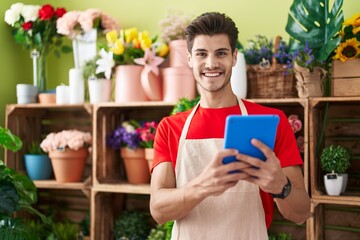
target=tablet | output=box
[222,114,280,165]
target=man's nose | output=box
[205,56,219,69]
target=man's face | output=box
[188,34,237,93]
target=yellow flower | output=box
[140,37,152,51]
[106,30,118,44]
[333,38,360,62]
[132,38,141,49]
[343,13,360,27]
[110,39,125,55]
[125,28,138,44]
[156,43,169,57]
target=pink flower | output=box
[78,8,101,32]
[56,11,80,37]
[288,114,302,133]
[100,13,120,33]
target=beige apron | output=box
[171,98,268,240]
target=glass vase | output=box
[31,49,46,93]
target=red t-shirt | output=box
[153,99,303,228]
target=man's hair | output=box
[185,12,239,53]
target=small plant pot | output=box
[121,148,150,184]
[16,84,38,104]
[24,154,53,180]
[38,93,56,104]
[324,173,343,196]
[144,148,154,173]
[49,148,88,183]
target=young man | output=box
[150,12,310,239]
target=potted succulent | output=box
[40,129,92,183]
[24,141,53,180]
[107,120,151,184]
[83,48,115,103]
[320,144,351,195]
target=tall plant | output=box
[285,0,344,62]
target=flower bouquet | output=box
[57,8,120,68]
[4,2,69,92]
[40,129,92,182]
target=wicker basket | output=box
[246,36,297,99]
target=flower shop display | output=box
[105,28,169,102]
[106,120,152,184]
[40,129,92,182]
[331,12,360,97]
[4,3,69,93]
[83,48,115,103]
[286,0,344,96]
[291,43,327,98]
[57,8,120,69]
[244,35,296,99]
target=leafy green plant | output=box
[171,96,200,115]
[285,0,344,61]
[0,126,49,240]
[147,224,166,240]
[268,232,292,240]
[320,145,351,173]
[27,141,46,155]
[80,211,90,237]
[47,221,80,240]
[114,211,150,240]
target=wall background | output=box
[0,0,359,157]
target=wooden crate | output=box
[91,189,152,240]
[92,102,174,185]
[331,59,360,97]
[309,97,360,240]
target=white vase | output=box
[230,51,247,98]
[339,173,348,193]
[88,78,112,103]
[72,29,97,69]
[324,174,343,196]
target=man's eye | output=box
[217,51,227,56]
[196,52,206,57]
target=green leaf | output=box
[0,127,22,152]
[285,0,344,61]
[0,180,20,215]
[61,45,73,53]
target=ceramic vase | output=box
[16,84,38,104]
[120,148,150,184]
[324,174,343,196]
[169,39,189,68]
[115,65,148,102]
[24,154,53,180]
[88,78,112,103]
[230,51,247,98]
[161,67,196,102]
[73,29,97,69]
[49,148,88,183]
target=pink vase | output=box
[161,67,196,102]
[115,65,148,102]
[169,39,189,68]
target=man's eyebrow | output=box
[193,48,230,52]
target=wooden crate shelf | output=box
[309,97,360,240]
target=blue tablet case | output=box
[223,114,280,164]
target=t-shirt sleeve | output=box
[152,118,173,171]
[274,111,303,167]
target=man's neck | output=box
[200,92,238,108]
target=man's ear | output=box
[187,51,193,68]
[232,50,238,67]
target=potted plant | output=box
[114,210,150,240]
[137,121,158,172]
[47,221,80,240]
[40,129,92,183]
[107,120,151,184]
[320,144,351,195]
[83,48,115,103]
[0,126,49,239]
[24,141,53,180]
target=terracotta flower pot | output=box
[120,148,150,184]
[145,148,154,172]
[49,148,88,183]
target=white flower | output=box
[95,48,115,80]
[10,3,24,15]
[122,122,136,133]
[4,9,20,26]
[21,5,41,22]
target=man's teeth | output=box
[204,73,221,77]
